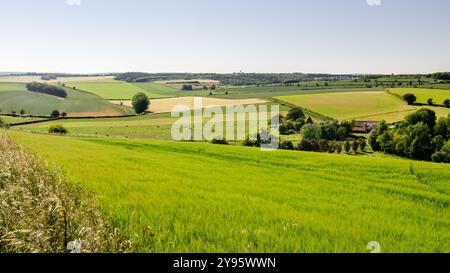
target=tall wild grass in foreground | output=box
[0,134,130,253]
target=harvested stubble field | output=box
[111,97,268,113]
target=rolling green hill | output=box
[0,83,133,117]
[9,131,450,253]
[65,80,174,100]
[276,91,412,121]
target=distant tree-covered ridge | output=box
[432,72,450,81]
[26,82,67,98]
[114,72,356,86]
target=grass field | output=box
[0,115,46,124]
[64,80,165,100]
[0,83,133,117]
[14,114,176,140]
[8,131,450,253]
[276,91,414,121]
[389,88,450,105]
[134,82,210,97]
[0,83,27,92]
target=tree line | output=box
[114,72,356,86]
[26,82,67,98]
[369,109,450,163]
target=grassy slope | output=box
[134,82,208,98]
[0,83,133,116]
[0,83,27,92]
[276,91,412,121]
[389,88,450,105]
[9,131,450,253]
[65,80,165,100]
[0,115,45,124]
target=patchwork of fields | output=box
[0,83,133,117]
[276,91,450,122]
[9,131,450,252]
[111,97,268,113]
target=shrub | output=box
[298,139,319,152]
[352,140,359,154]
[360,139,367,152]
[181,84,193,91]
[334,142,343,154]
[0,118,9,129]
[344,140,351,154]
[431,151,449,163]
[402,93,417,105]
[279,140,294,150]
[300,124,322,140]
[444,99,450,108]
[50,110,60,118]
[286,108,305,121]
[132,92,150,114]
[211,138,229,145]
[48,124,68,134]
[427,98,433,106]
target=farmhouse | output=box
[352,121,378,134]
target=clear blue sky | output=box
[0,0,449,74]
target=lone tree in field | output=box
[402,93,417,105]
[132,92,150,114]
[20,109,25,116]
[50,110,60,118]
[444,99,450,108]
[427,98,434,106]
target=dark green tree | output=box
[402,93,417,105]
[132,93,150,114]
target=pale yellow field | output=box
[111,97,268,113]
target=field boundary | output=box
[5,114,139,127]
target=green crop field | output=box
[389,88,450,105]
[0,83,133,117]
[276,91,415,121]
[8,131,450,253]
[64,80,166,100]
[0,115,46,124]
